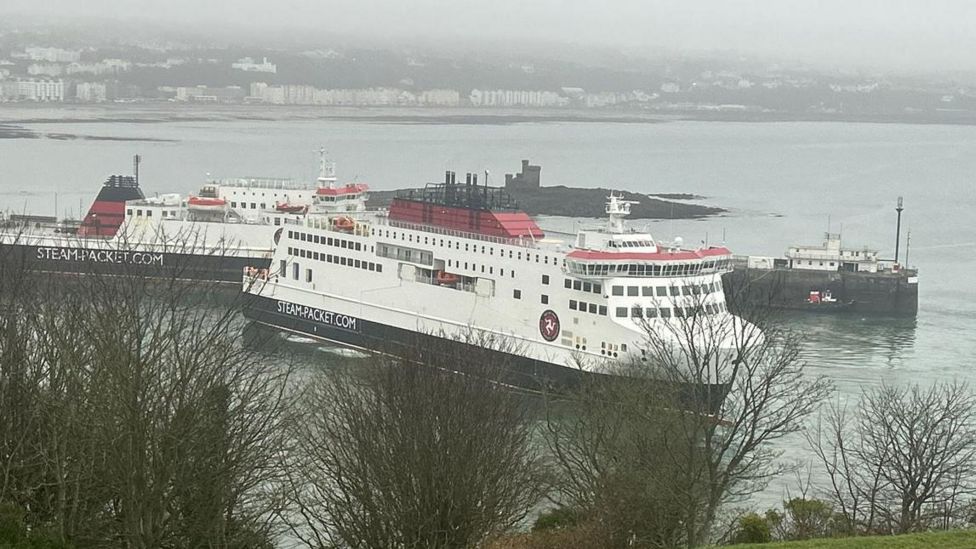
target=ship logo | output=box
[539,310,560,342]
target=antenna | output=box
[905,229,911,268]
[133,154,141,185]
[894,196,904,264]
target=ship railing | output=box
[375,218,538,248]
[210,177,313,191]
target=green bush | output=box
[733,513,773,544]
[532,507,584,531]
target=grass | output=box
[723,530,976,549]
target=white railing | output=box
[212,177,313,191]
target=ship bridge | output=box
[564,194,733,278]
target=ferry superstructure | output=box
[243,171,738,382]
[0,153,366,282]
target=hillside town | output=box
[2,37,976,119]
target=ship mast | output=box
[605,193,637,233]
[317,148,337,189]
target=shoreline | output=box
[4,103,976,127]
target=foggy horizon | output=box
[2,0,976,74]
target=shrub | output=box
[732,513,772,544]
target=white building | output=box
[419,89,460,107]
[232,57,277,74]
[76,82,107,102]
[785,233,880,273]
[2,79,65,102]
[66,59,131,76]
[28,63,63,77]
[24,47,80,63]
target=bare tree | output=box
[807,381,976,535]
[545,290,832,548]
[0,234,292,548]
[283,337,546,549]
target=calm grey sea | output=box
[2,108,974,505]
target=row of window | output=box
[127,208,179,218]
[566,259,731,278]
[230,201,266,210]
[290,230,363,252]
[569,300,608,316]
[287,247,384,273]
[611,282,721,298]
[373,228,561,267]
[564,278,602,294]
[614,302,728,319]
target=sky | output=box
[3,0,975,72]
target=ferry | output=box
[0,153,364,282]
[242,170,742,385]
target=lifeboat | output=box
[187,196,227,212]
[331,216,355,232]
[275,202,307,214]
[435,271,460,285]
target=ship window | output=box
[481,246,486,253]
[598,305,607,316]
[542,274,550,285]
[632,307,643,318]
[642,286,653,296]
[251,203,256,209]
[541,295,549,304]
[645,308,658,318]
[231,202,237,208]
[327,254,333,262]
[490,248,494,255]
[535,255,539,263]
[579,301,587,312]
[481,265,485,273]
[627,286,639,297]
[306,268,312,283]
[279,259,286,276]
[669,286,679,296]
[593,283,602,294]
[612,286,624,296]
[355,259,361,268]
[465,244,469,251]
[512,271,515,278]
[376,264,383,273]
[356,243,362,251]
[292,263,299,280]
[565,279,572,289]
[674,308,685,318]
[136,210,143,216]
[615,307,628,318]
[656,287,667,297]
[588,303,597,314]
[581,282,590,292]
[490,267,493,274]
[660,308,672,318]
[146,210,152,217]
[501,269,505,276]
[127,209,133,216]
[261,203,267,209]
[570,300,577,310]
[340,241,347,249]
[517,252,522,260]
[513,289,521,299]
[274,218,280,226]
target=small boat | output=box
[331,216,355,232]
[435,271,460,285]
[801,290,855,312]
[275,202,307,214]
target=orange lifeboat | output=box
[275,202,307,214]
[435,271,460,285]
[187,196,227,211]
[331,216,355,232]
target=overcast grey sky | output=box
[3,0,975,72]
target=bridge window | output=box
[598,305,607,316]
[541,295,549,305]
[588,303,597,314]
[642,286,653,296]
[612,286,624,296]
[565,279,572,289]
[513,289,522,300]
[570,300,577,310]
[627,286,639,297]
[615,307,628,318]
[573,280,582,291]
